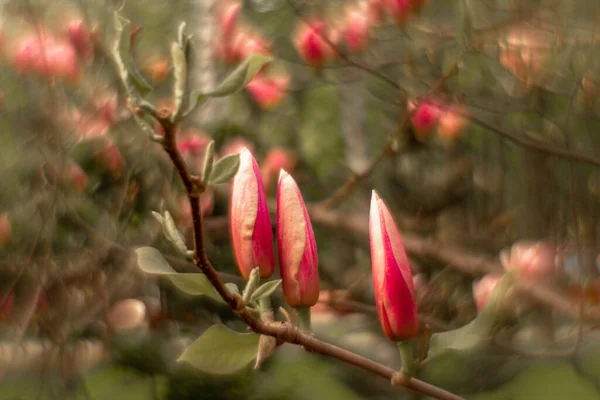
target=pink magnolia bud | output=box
[13,36,50,75]
[98,94,118,124]
[261,147,297,193]
[0,213,11,245]
[343,7,370,53]
[277,170,320,307]
[230,148,275,279]
[246,73,289,109]
[66,162,88,191]
[220,136,255,157]
[66,19,92,57]
[179,134,210,157]
[47,41,80,82]
[215,31,245,64]
[369,191,419,341]
[472,274,501,312]
[438,105,469,140]
[384,0,413,25]
[238,33,271,60]
[367,0,385,25]
[410,100,441,139]
[500,241,556,281]
[98,140,124,176]
[218,1,242,39]
[293,20,335,68]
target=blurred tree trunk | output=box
[338,80,369,174]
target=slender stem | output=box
[398,341,415,378]
[296,306,312,333]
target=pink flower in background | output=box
[410,100,441,138]
[246,73,289,109]
[293,20,335,68]
[261,147,297,193]
[500,241,556,281]
[218,1,242,39]
[438,105,469,140]
[343,7,370,53]
[369,191,419,341]
[472,274,502,312]
[230,148,275,279]
[277,170,320,307]
[66,19,93,57]
[384,0,413,25]
[220,137,255,157]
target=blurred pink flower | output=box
[500,241,557,281]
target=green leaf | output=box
[127,26,153,97]
[164,211,188,256]
[178,324,260,375]
[135,247,239,304]
[136,246,177,274]
[185,54,272,116]
[168,274,222,301]
[208,154,240,185]
[201,140,215,184]
[171,41,188,121]
[250,280,282,303]
[206,54,272,97]
[110,13,152,98]
[151,211,164,225]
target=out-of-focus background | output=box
[2,0,600,399]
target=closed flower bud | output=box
[438,105,469,140]
[369,191,419,341]
[410,100,441,139]
[293,20,335,68]
[246,73,289,109]
[384,0,413,25]
[500,241,556,282]
[66,19,92,57]
[219,1,242,39]
[472,274,502,312]
[276,170,319,307]
[343,7,370,53]
[230,148,275,279]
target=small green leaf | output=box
[168,274,221,301]
[242,267,261,305]
[185,54,272,116]
[127,26,153,96]
[206,54,272,97]
[136,247,238,304]
[201,141,215,184]
[164,211,188,256]
[168,275,239,304]
[110,13,152,98]
[151,211,164,225]
[171,41,188,121]
[136,246,177,274]
[250,280,282,304]
[178,324,260,375]
[208,154,240,185]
